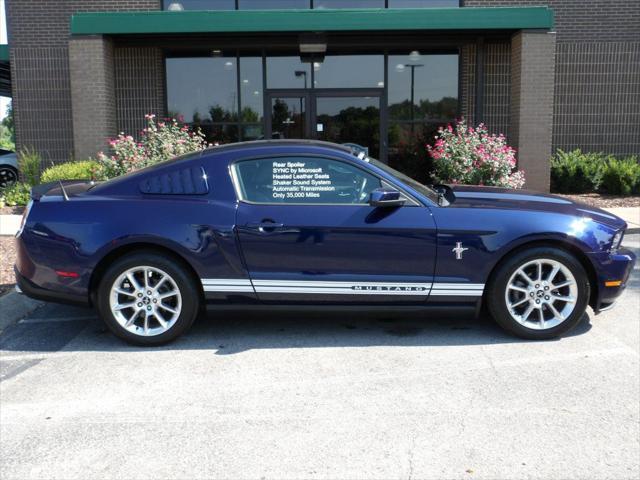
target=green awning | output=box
[71,7,554,35]
[0,45,9,62]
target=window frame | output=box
[229,153,421,206]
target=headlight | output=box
[610,230,624,253]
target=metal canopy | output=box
[71,7,554,36]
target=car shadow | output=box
[0,303,593,354]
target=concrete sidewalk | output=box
[605,207,640,233]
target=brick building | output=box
[1,0,639,191]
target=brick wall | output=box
[69,37,117,160]
[6,0,161,164]
[463,0,640,42]
[510,31,556,191]
[114,48,166,136]
[464,0,640,158]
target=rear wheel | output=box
[487,247,590,340]
[96,252,199,346]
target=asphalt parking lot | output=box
[1,236,639,480]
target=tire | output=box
[0,166,18,189]
[486,246,590,340]
[96,252,199,346]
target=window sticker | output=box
[271,160,335,201]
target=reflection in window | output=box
[314,0,383,8]
[316,96,380,158]
[387,53,458,182]
[163,0,235,10]
[266,57,311,88]
[167,57,238,124]
[388,0,459,7]
[167,55,264,144]
[313,55,383,88]
[388,53,458,122]
[239,0,310,8]
[240,57,264,123]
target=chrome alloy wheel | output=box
[109,266,182,336]
[504,258,578,330]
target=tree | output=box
[0,102,15,150]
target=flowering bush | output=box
[427,119,525,189]
[97,115,210,179]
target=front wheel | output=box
[96,252,200,346]
[487,247,590,340]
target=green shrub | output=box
[41,160,99,183]
[599,156,640,195]
[18,146,41,186]
[550,149,604,193]
[0,181,31,206]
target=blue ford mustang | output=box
[14,140,635,345]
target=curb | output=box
[0,214,21,236]
[0,289,45,332]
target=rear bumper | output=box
[590,247,636,313]
[14,266,89,307]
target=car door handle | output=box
[245,221,284,233]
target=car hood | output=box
[447,185,626,230]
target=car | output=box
[0,148,19,189]
[14,140,636,346]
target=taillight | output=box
[16,199,33,238]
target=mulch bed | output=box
[554,194,640,208]
[0,236,16,297]
[0,206,25,215]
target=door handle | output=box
[246,221,284,233]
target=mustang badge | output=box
[452,242,469,260]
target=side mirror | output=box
[369,187,405,208]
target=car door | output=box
[232,154,438,304]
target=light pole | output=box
[404,63,424,133]
[294,70,307,134]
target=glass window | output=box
[388,0,459,7]
[166,56,239,144]
[387,53,458,121]
[166,57,238,124]
[387,53,458,182]
[234,157,381,204]
[314,0,383,8]
[239,56,264,123]
[240,0,310,8]
[266,56,311,88]
[313,55,383,88]
[163,0,235,10]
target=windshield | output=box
[364,156,439,203]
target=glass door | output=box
[266,91,311,140]
[314,91,382,159]
[265,89,385,160]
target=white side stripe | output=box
[200,279,484,296]
[430,283,485,297]
[201,278,254,293]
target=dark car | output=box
[0,148,19,189]
[14,140,635,345]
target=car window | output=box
[234,156,382,204]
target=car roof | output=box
[200,139,354,157]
